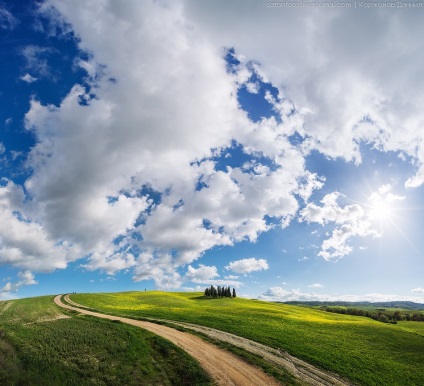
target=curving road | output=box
[54,295,280,386]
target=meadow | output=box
[73,291,424,386]
[0,296,211,386]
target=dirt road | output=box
[166,321,350,386]
[54,295,280,386]
[57,295,351,386]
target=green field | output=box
[0,296,211,386]
[73,291,424,386]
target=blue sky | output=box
[1,0,424,302]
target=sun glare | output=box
[366,185,405,225]
[369,199,392,221]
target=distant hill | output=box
[283,301,424,310]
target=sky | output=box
[1,0,424,303]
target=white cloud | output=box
[300,192,364,226]
[81,250,136,275]
[368,184,406,220]
[185,264,219,282]
[184,265,242,287]
[195,279,242,288]
[20,73,38,83]
[0,270,38,299]
[412,287,424,294]
[308,283,323,288]
[300,192,380,260]
[226,257,269,274]
[184,1,424,187]
[0,143,5,154]
[9,0,422,290]
[245,82,259,94]
[15,0,326,288]
[0,180,80,272]
[21,45,54,78]
[260,287,424,304]
[0,6,18,30]
[132,253,183,290]
[181,285,205,292]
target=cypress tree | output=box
[232,288,236,298]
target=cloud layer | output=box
[185,1,424,184]
[2,1,424,293]
[11,0,322,288]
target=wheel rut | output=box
[55,295,280,386]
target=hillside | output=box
[0,296,211,385]
[73,291,424,386]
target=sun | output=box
[366,184,406,225]
[369,199,393,222]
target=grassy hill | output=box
[0,296,211,386]
[73,291,424,386]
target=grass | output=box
[192,332,303,386]
[0,296,212,386]
[396,321,424,336]
[141,317,302,386]
[73,291,424,386]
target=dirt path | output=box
[55,295,280,386]
[59,295,352,386]
[165,321,351,386]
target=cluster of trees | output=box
[204,285,236,298]
[322,306,424,324]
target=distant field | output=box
[73,291,424,386]
[0,296,211,385]
[396,321,424,336]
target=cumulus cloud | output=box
[186,265,219,282]
[12,0,325,288]
[81,250,136,276]
[412,287,424,294]
[300,192,364,226]
[184,1,424,187]
[4,0,423,290]
[260,287,424,304]
[20,73,38,83]
[197,279,242,288]
[181,285,205,292]
[130,252,185,289]
[0,271,38,299]
[185,264,242,287]
[226,258,269,274]
[0,180,80,271]
[300,192,380,260]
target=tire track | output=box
[55,295,280,386]
[61,295,352,386]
